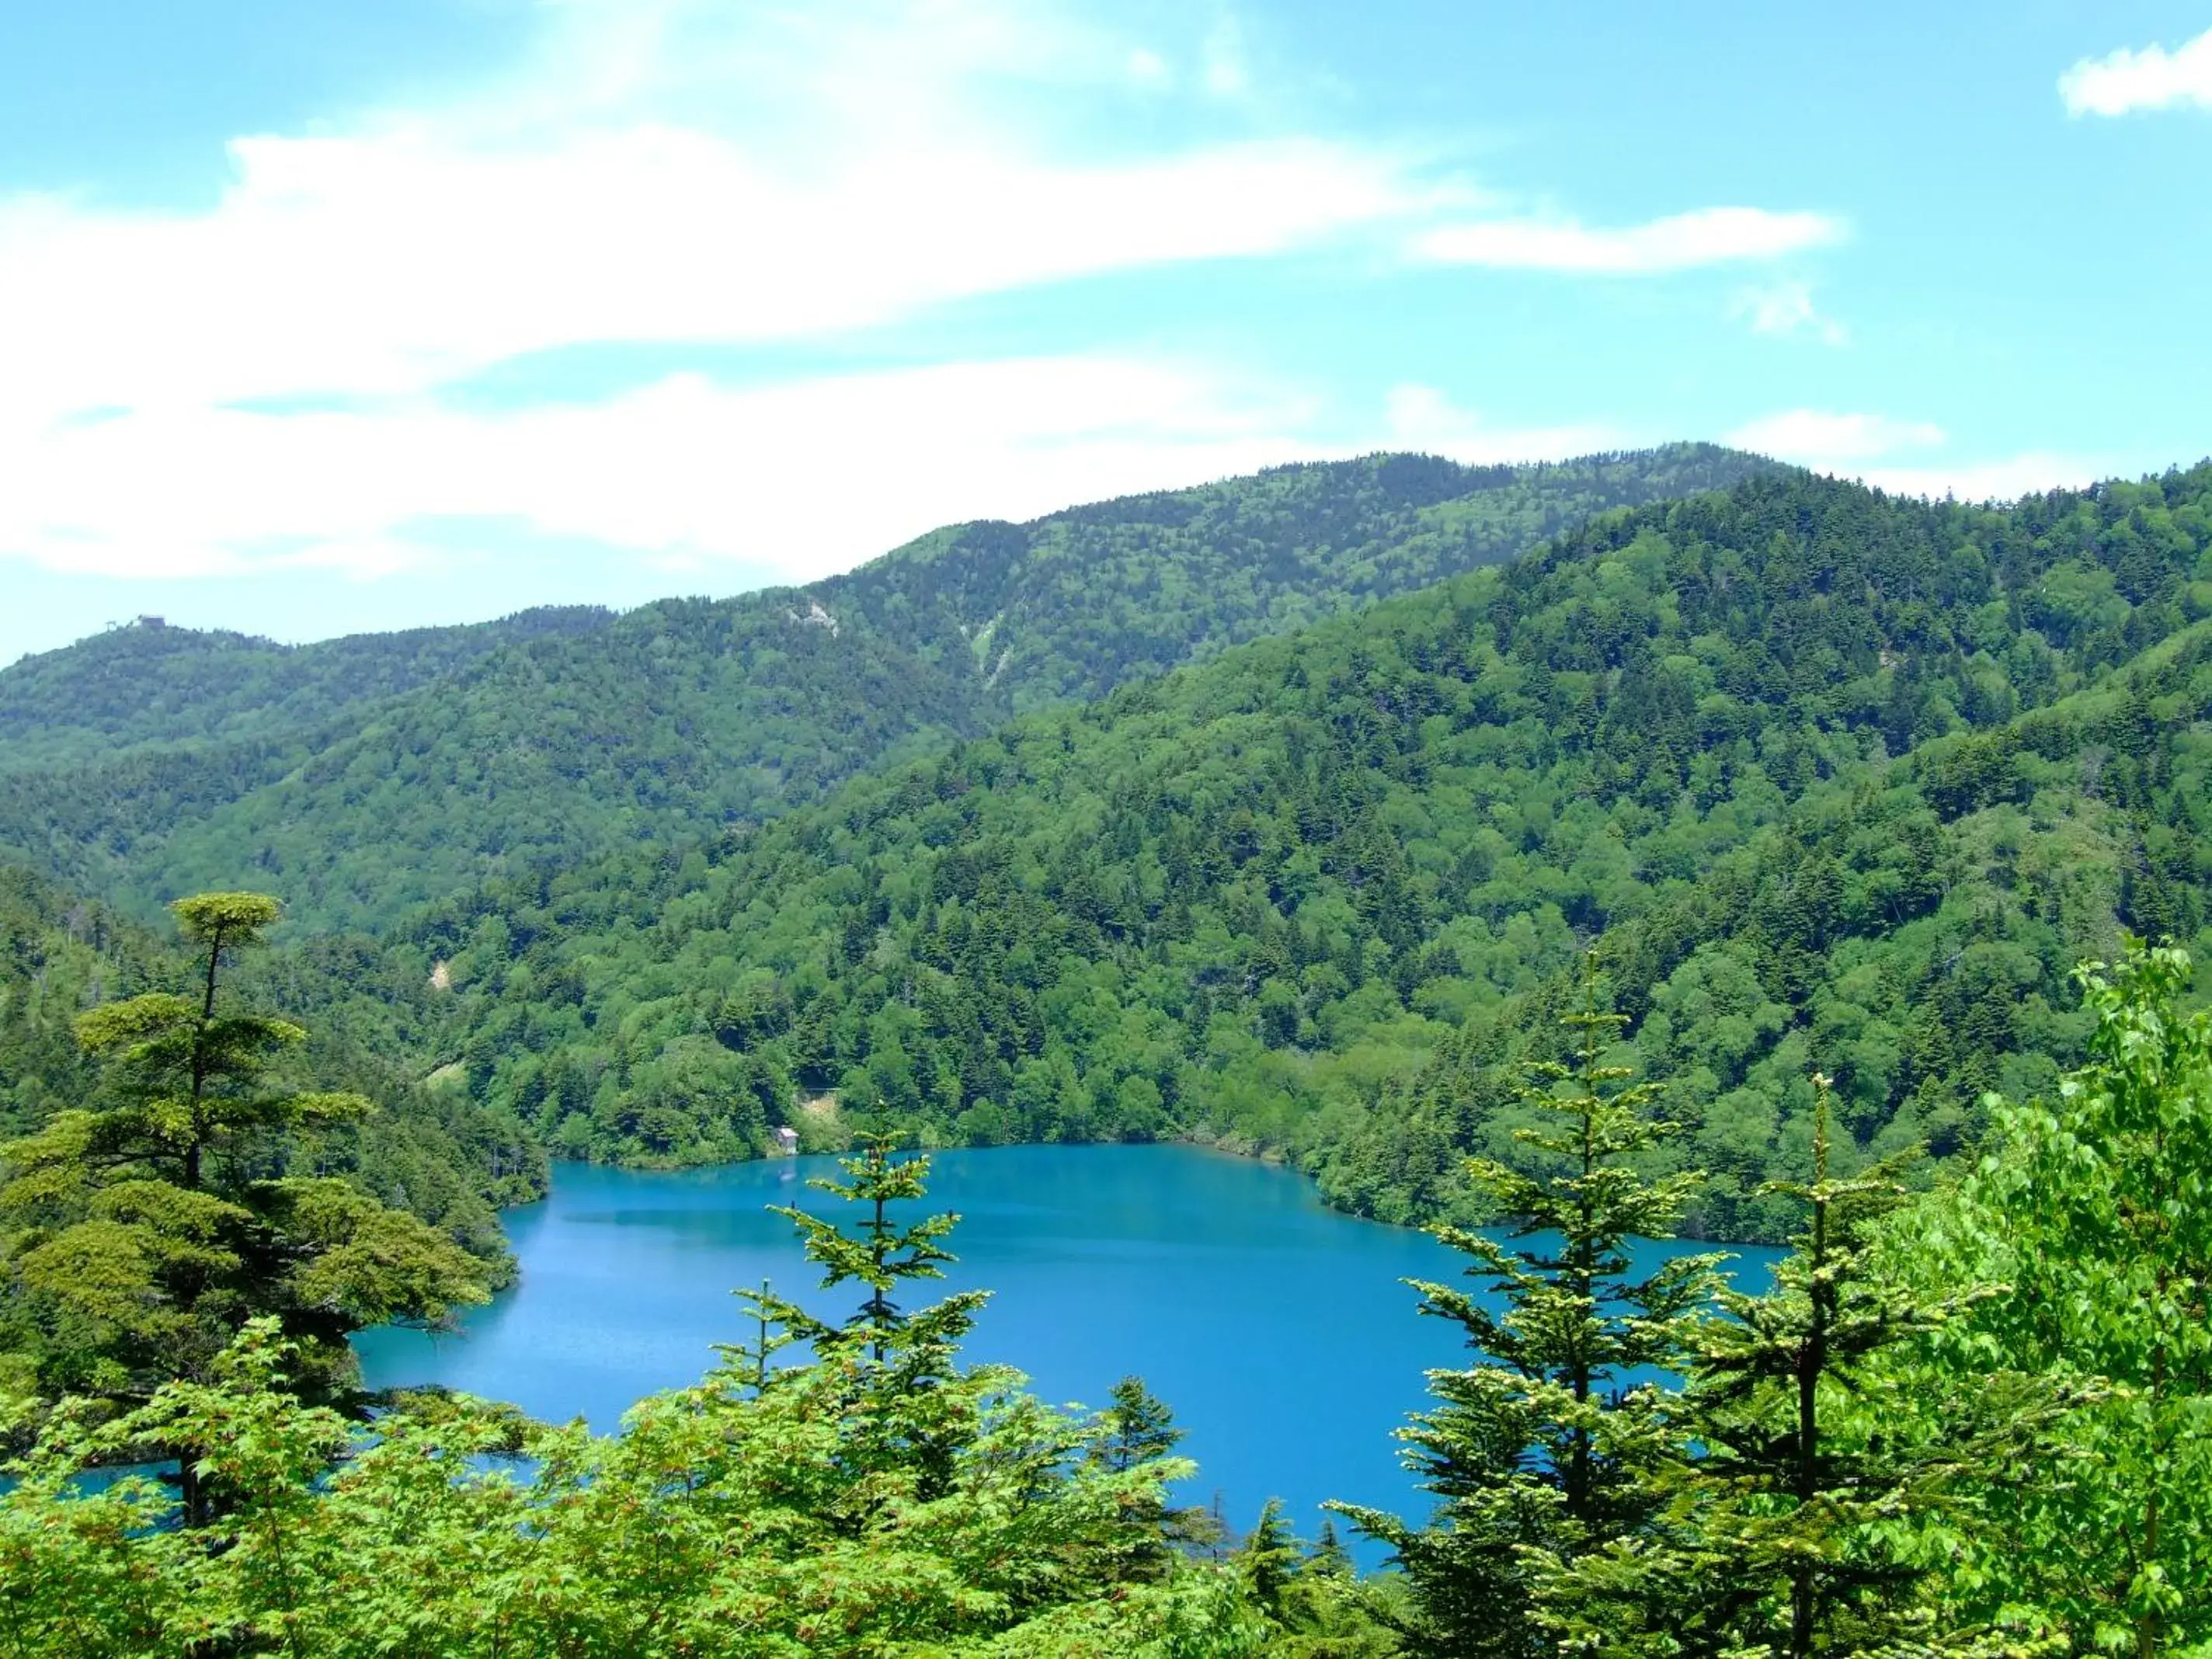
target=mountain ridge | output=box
[0,443,1777,929]
[0,604,619,770]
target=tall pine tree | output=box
[0,892,489,1522]
[746,1127,987,1365]
[1334,968,1720,1657]
[1534,1075,1995,1657]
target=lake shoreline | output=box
[366,1145,1782,1547]
[501,1125,1785,1250]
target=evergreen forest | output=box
[0,447,1765,932]
[5,450,2212,1654]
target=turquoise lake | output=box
[356,1143,1774,1542]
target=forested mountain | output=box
[0,446,1770,930]
[9,461,2212,1650]
[0,864,539,1274]
[399,465,2212,1240]
[0,606,616,770]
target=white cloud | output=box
[2061,26,2212,116]
[1383,384,1622,463]
[1414,206,1845,274]
[1726,411,2104,503]
[0,356,1342,583]
[0,118,1427,429]
[1726,409,1945,462]
[0,0,1459,584]
[2,356,1643,587]
[1729,280,1847,345]
[0,0,1842,607]
[1843,455,2112,504]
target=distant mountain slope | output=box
[0,606,617,770]
[842,445,1768,710]
[398,464,2212,1240]
[0,444,1774,929]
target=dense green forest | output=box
[402,466,2212,1239]
[0,447,1770,930]
[5,949,2210,1654]
[4,444,2212,1650]
[0,606,615,771]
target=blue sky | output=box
[2,1,2209,665]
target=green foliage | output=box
[1331,983,1720,1657]
[1235,1501,1405,1657]
[0,447,1773,930]
[6,948,2212,1651]
[14,452,2212,1649]
[0,861,542,1278]
[0,864,171,1143]
[0,892,492,1450]
[417,466,2212,1233]
[0,1140,1340,1657]
[0,606,614,772]
[755,1129,990,1363]
[1089,1376,1220,1576]
[0,1316,1281,1656]
[1529,1079,1993,1658]
[1905,944,2212,1653]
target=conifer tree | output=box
[734,1129,993,1511]
[1334,965,1720,1657]
[1085,1373,1222,1574]
[0,892,489,1522]
[753,1127,987,1364]
[1533,1076,1991,1657]
[1232,1499,1409,1656]
[1093,1373,1184,1474]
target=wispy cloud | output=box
[0,0,1838,600]
[1727,409,1943,461]
[2061,26,2212,117]
[1729,280,1847,346]
[0,0,1435,430]
[1727,409,2103,503]
[0,356,1336,583]
[0,0,1446,583]
[1383,384,1622,463]
[1414,207,1845,275]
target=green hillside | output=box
[0,446,1770,930]
[403,465,2212,1240]
[0,605,616,770]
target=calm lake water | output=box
[356,1143,1775,1542]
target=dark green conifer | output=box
[1093,1374,1184,1473]
[1087,1374,1217,1574]
[0,892,489,1522]
[1334,964,1720,1657]
[756,1127,987,1364]
[1535,1075,1989,1657]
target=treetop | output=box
[169,891,282,946]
